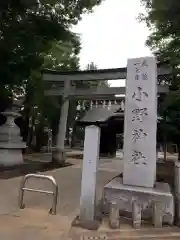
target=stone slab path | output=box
[0,208,180,239]
[0,157,179,239]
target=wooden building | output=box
[75,105,124,157]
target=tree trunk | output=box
[35,125,44,152]
[71,125,76,148]
[164,142,167,161]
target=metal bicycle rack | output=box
[19,173,58,215]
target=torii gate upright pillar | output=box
[53,80,70,164]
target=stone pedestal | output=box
[108,202,120,229]
[102,177,174,228]
[0,109,26,166]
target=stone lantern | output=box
[0,97,26,166]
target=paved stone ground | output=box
[0,158,122,239]
[25,149,179,162]
[0,156,179,239]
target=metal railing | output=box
[19,173,58,215]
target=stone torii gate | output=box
[43,64,171,163]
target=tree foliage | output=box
[141,0,180,157]
[0,0,104,149]
[0,0,103,88]
[140,0,180,65]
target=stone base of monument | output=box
[72,200,103,230]
[0,149,24,166]
[102,177,174,229]
[72,215,102,230]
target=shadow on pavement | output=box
[0,160,72,179]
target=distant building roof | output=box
[77,106,162,124]
[77,105,124,124]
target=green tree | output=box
[24,36,81,150]
[0,0,104,149]
[0,0,103,102]
[140,0,180,65]
[140,0,180,158]
[43,37,81,71]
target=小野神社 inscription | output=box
[123,57,157,187]
[132,129,147,142]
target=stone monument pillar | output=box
[73,125,101,230]
[0,99,26,166]
[123,57,157,187]
[103,57,174,229]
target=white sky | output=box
[73,0,152,87]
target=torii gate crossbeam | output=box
[42,65,171,163]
